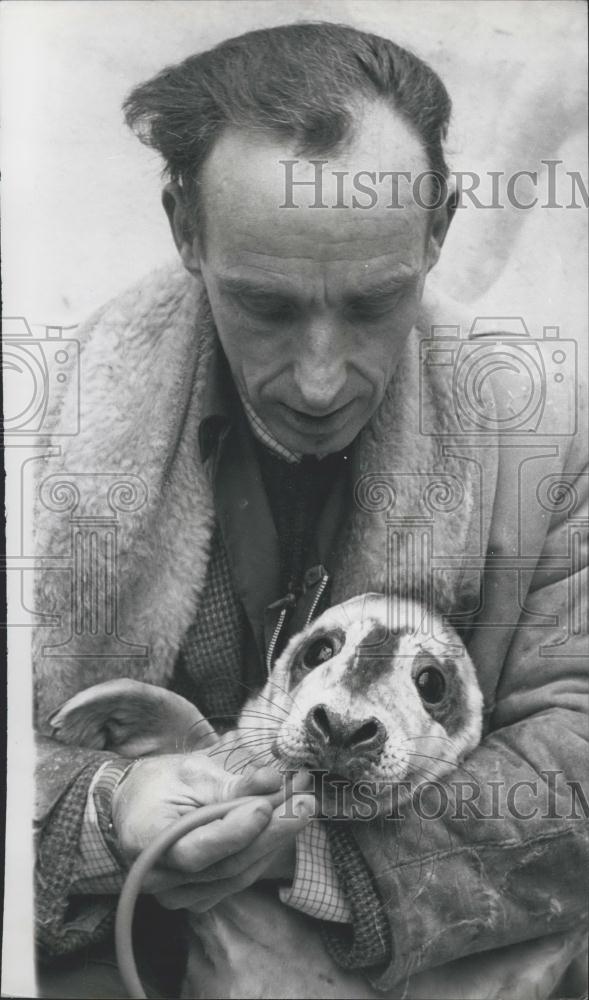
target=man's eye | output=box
[237,295,295,321]
[346,297,399,321]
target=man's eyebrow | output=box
[218,276,296,297]
[218,271,418,300]
[345,274,418,301]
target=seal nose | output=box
[306,705,385,753]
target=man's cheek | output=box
[214,300,267,354]
[372,313,418,378]
[214,317,283,396]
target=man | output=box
[33,22,587,998]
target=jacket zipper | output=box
[265,572,330,676]
[305,572,329,627]
[265,606,288,677]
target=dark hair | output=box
[124,21,451,230]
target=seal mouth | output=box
[309,769,355,792]
[312,770,351,784]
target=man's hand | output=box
[111,751,314,913]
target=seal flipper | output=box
[48,678,218,756]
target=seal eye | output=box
[303,637,336,669]
[416,666,446,705]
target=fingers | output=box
[155,878,238,912]
[186,754,284,801]
[281,768,314,797]
[156,837,301,913]
[142,866,206,893]
[163,797,273,873]
[193,793,315,882]
[242,767,313,810]
[154,851,280,912]
[231,766,284,798]
[146,793,315,900]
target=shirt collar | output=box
[237,390,301,464]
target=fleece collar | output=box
[33,262,498,723]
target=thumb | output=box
[275,792,317,825]
[223,765,284,800]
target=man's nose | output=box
[293,319,347,412]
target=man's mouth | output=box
[279,399,355,432]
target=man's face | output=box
[175,104,448,456]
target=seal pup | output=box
[50,594,484,999]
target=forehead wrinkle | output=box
[218,261,420,311]
[210,204,428,265]
[222,242,422,264]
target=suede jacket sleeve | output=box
[325,458,589,989]
[35,736,122,959]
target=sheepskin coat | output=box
[33,263,588,988]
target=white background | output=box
[2,0,587,327]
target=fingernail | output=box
[294,799,314,821]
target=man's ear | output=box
[162,182,203,277]
[425,179,458,271]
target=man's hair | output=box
[124,21,452,232]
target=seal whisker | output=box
[233,723,281,733]
[212,732,277,751]
[401,733,455,747]
[237,679,296,714]
[405,750,479,784]
[207,735,277,761]
[234,744,279,771]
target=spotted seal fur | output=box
[51,593,483,813]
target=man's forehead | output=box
[199,104,431,263]
[203,101,428,194]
